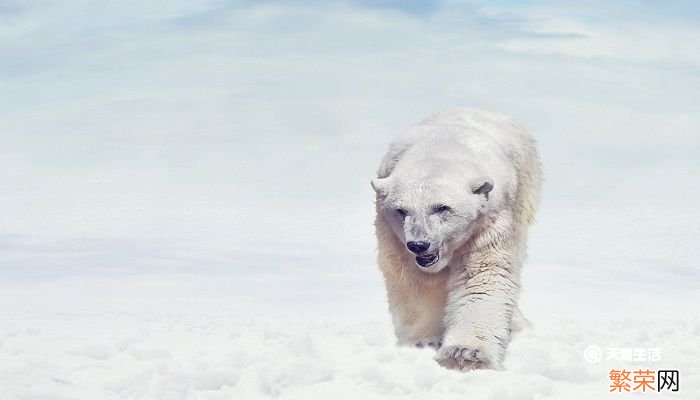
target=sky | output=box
[0,0,698,316]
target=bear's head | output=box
[372,173,493,273]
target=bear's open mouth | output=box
[415,252,439,268]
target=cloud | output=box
[489,2,700,68]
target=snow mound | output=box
[0,314,697,399]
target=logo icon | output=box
[583,345,602,364]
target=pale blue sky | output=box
[0,1,698,301]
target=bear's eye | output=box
[395,208,408,216]
[433,204,452,213]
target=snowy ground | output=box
[1,198,698,399]
[2,232,699,400]
[2,311,699,400]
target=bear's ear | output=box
[470,176,494,199]
[371,177,390,196]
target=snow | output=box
[0,181,698,399]
[2,312,699,399]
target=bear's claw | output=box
[435,344,492,371]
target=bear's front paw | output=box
[435,344,500,371]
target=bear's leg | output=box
[383,273,448,349]
[436,242,521,371]
[377,219,449,349]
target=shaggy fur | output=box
[373,108,542,371]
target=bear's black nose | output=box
[407,241,430,254]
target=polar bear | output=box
[372,108,541,371]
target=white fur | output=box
[373,108,541,371]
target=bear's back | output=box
[377,108,540,221]
[413,108,541,225]
[416,108,529,153]
[389,108,526,178]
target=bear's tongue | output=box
[416,252,439,267]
